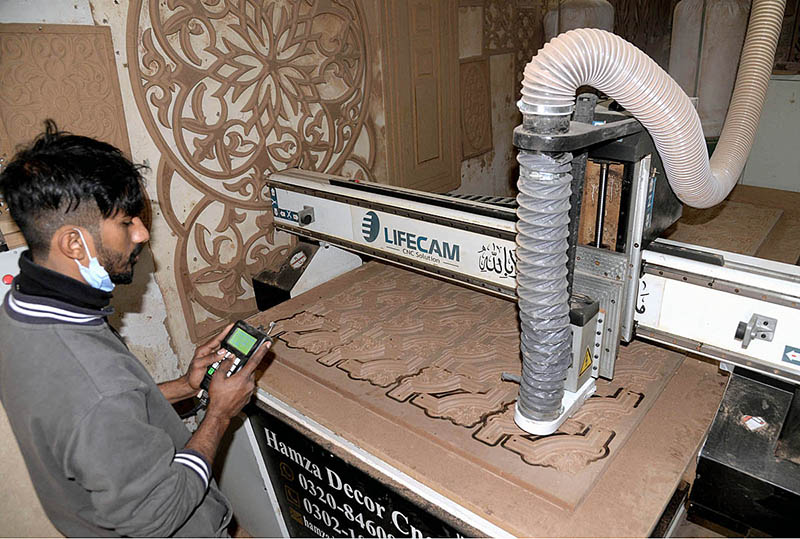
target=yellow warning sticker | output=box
[580,347,592,376]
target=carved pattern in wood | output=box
[503,424,615,472]
[535,0,800,74]
[413,384,519,427]
[0,24,131,156]
[267,263,679,474]
[790,0,800,66]
[514,5,546,96]
[0,24,132,249]
[484,0,516,52]
[460,58,493,159]
[127,0,376,341]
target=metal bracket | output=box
[592,313,605,375]
[719,361,735,374]
[512,116,643,152]
[734,314,777,349]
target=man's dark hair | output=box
[0,120,146,256]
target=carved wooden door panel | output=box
[0,24,131,249]
[381,0,460,193]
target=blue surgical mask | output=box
[73,228,115,292]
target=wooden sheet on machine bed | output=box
[251,262,726,536]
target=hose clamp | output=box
[517,99,574,117]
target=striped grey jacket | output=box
[0,288,231,537]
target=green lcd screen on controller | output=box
[201,320,270,392]
[227,327,258,355]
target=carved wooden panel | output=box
[484,0,516,53]
[459,58,493,159]
[0,24,131,249]
[253,262,684,509]
[127,0,379,342]
[381,0,460,192]
[514,4,547,96]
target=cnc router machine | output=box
[217,92,800,537]
[208,5,800,534]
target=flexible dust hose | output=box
[519,0,785,209]
[516,152,573,421]
[514,0,784,426]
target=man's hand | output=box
[184,339,271,464]
[158,323,234,404]
[185,323,235,392]
[205,340,270,421]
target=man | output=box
[0,121,268,536]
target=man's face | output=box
[98,212,150,285]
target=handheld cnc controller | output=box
[197,320,283,404]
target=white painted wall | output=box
[455,4,520,199]
[0,0,92,24]
[741,75,800,193]
[456,52,520,198]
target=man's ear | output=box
[54,227,86,262]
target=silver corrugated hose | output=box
[516,151,573,421]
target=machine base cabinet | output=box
[688,369,800,536]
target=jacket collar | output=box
[16,250,112,310]
[4,287,112,326]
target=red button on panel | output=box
[2,274,14,285]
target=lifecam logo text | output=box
[360,211,460,263]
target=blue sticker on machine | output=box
[269,189,299,222]
[271,188,280,216]
[782,345,800,366]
